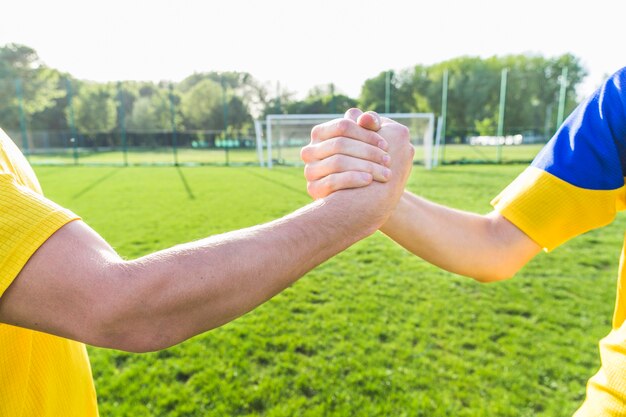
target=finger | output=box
[310,118,387,150]
[307,171,373,199]
[300,137,391,166]
[344,108,363,122]
[304,154,392,183]
[379,116,397,126]
[357,111,382,133]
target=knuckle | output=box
[336,119,353,135]
[329,154,347,171]
[323,175,337,192]
[300,145,312,162]
[330,137,345,154]
[306,181,320,198]
[303,163,315,179]
[398,124,410,140]
[310,124,322,141]
[405,144,416,159]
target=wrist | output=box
[322,187,389,238]
[380,190,411,235]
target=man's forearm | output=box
[380,191,541,282]
[102,192,378,352]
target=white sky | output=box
[1,0,624,99]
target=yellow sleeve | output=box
[491,167,626,252]
[0,173,80,297]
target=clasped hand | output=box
[301,108,414,200]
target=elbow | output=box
[92,322,177,353]
[469,263,522,284]
[85,262,180,353]
[91,308,180,353]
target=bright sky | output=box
[1,0,624,99]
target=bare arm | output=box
[0,116,413,353]
[301,109,541,283]
[380,192,541,282]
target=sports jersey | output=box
[0,129,99,416]
[492,67,626,415]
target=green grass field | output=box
[36,164,623,417]
[26,143,546,167]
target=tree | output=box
[359,54,587,142]
[71,83,117,135]
[178,72,257,127]
[126,85,173,132]
[282,84,357,115]
[0,44,64,131]
[179,79,222,130]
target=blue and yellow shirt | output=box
[492,67,626,415]
[0,129,99,416]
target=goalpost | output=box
[254,113,436,169]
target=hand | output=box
[304,109,415,230]
[301,108,413,199]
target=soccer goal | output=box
[254,113,436,169]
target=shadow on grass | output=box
[72,168,122,200]
[176,166,196,200]
[242,169,308,197]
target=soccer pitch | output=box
[37,164,622,417]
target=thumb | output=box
[344,108,363,122]
[357,111,381,132]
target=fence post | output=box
[221,77,229,166]
[385,70,392,113]
[496,68,508,163]
[169,83,179,166]
[439,69,449,165]
[556,66,569,130]
[14,79,30,160]
[117,82,128,166]
[65,78,79,165]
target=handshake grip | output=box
[300,109,414,230]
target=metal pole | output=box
[253,120,265,167]
[14,79,30,159]
[169,83,179,166]
[117,82,128,166]
[556,66,569,129]
[496,68,508,163]
[221,77,229,166]
[276,81,281,114]
[385,70,391,113]
[440,69,448,165]
[267,116,273,169]
[65,78,78,165]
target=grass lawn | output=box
[26,143,546,168]
[36,164,623,417]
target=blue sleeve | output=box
[492,67,626,251]
[532,67,626,190]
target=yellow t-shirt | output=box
[492,167,626,415]
[0,129,98,416]
[489,66,626,416]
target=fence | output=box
[5,128,260,166]
[0,63,581,167]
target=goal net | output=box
[254,113,436,169]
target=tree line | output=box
[0,43,587,143]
